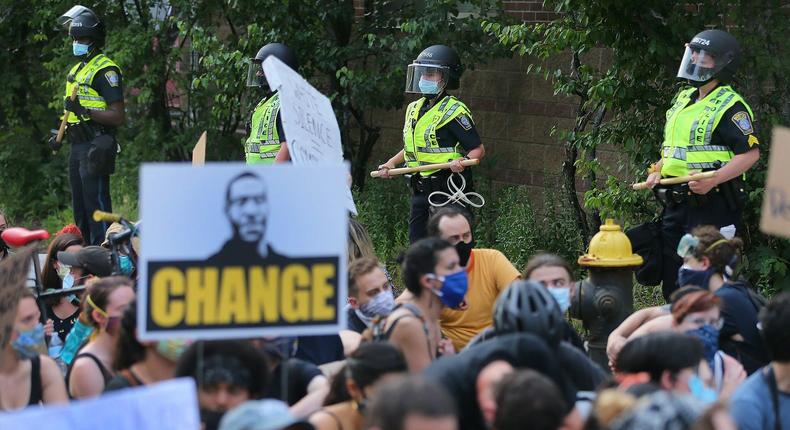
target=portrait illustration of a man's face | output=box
[225,173,269,243]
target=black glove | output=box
[64,97,88,117]
[48,134,62,152]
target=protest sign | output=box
[192,131,207,166]
[0,378,199,430]
[0,246,34,349]
[138,163,348,341]
[262,56,357,215]
[760,126,790,239]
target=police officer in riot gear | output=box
[643,29,760,300]
[52,5,125,246]
[377,45,485,243]
[244,43,296,165]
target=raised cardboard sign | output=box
[760,126,790,239]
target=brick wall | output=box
[502,1,561,22]
[365,1,625,202]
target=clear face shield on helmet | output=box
[57,5,92,28]
[405,64,450,95]
[676,44,727,83]
[246,59,266,88]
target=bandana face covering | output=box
[12,323,45,359]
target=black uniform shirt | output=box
[685,87,760,155]
[275,114,286,143]
[416,93,482,152]
[90,65,124,105]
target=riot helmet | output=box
[405,45,463,95]
[58,5,105,48]
[246,43,299,87]
[492,280,564,348]
[677,29,740,86]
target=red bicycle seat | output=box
[1,228,50,247]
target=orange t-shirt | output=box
[440,248,520,351]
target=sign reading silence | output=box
[138,163,349,340]
[262,56,357,215]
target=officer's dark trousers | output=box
[660,189,741,300]
[69,142,112,245]
[409,193,433,243]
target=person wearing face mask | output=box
[620,288,747,399]
[101,221,140,279]
[309,342,407,430]
[641,29,760,301]
[40,233,85,347]
[347,257,396,333]
[53,6,126,246]
[523,253,586,352]
[371,238,468,372]
[66,276,135,399]
[418,207,519,351]
[242,43,295,165]
[176,340,271,430]
[376,45,485,244]
[0,289,68,411]
[676,226,768,374]
[104,300,184,391]
[615,332,721,407]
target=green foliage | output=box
[486,0,790,293]
[0,0,507,230]
[477,178,585,276]
[353,178,410,273]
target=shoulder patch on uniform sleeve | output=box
[456,114,473,131]
[731,111,753,135]
[748,134,759,148]
[104,70,119,87]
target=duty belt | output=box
[654,183,721,207]
[66,121,105,144]
[246,143,278,158]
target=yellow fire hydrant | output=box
[570,219,643,370]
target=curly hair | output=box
[175,340,270,399]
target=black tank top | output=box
[66,352,113,396]
[28,355,43,406]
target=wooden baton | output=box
[55,85,80,145]
[370,158,480,178]
[631,171,718,190]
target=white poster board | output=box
[760,126,790,239]
[138,163,348,341]
[0,379,199,430]
[262,56,357,215]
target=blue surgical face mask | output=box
[73,41,91,57]
[359,290,396,318]
[62,273,75,290]
[686,324,719,371]
[687,374,717,404]
[12,323,45,359]
[549,287,571,313]
[119,255,135,276]
[431,270,468,308]
[418,78,440,95]
[677,265,716,289]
